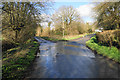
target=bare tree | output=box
[52,5,82,36]
[2,2,52,43]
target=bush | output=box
[86,36,120,63]
[96,30,120,49]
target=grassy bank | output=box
[41,36,61,42]
[86,36,120,63]
[62,34,86,40]
[41,33,91,41]
[2,40,39,78]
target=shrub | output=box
[96,30,120,49]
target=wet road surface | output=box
[25,34,120,78]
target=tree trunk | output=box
[15,30,18,43]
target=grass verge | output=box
[62,34,86,40]
[41,36,61,42]
[2,40,39,79]
[41,33,93,41]
[86,36,120,63]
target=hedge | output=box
[86,36,120,63]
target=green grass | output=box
[41,33,92,41]
[41,37,61,41]
[2,41,39,78]
[63,35,85,40]
[86,36,120,63]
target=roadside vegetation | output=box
[96,30,120,49]
[86,35,120,63]
[41,33,95,42]
[2,40,39,78]
[86,2,120,63]
[41,34,86,41]
[1,2,51,79]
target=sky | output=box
[41,1,96,27]
[52,2,95,23]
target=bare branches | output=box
[2,2,52,43]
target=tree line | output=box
[40,5,93,37]
[94,2,120,49]
[93,2,120,30]
[1,1,51,51]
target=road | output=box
[25,34,120,78]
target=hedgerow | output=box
[86,36,120,63]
